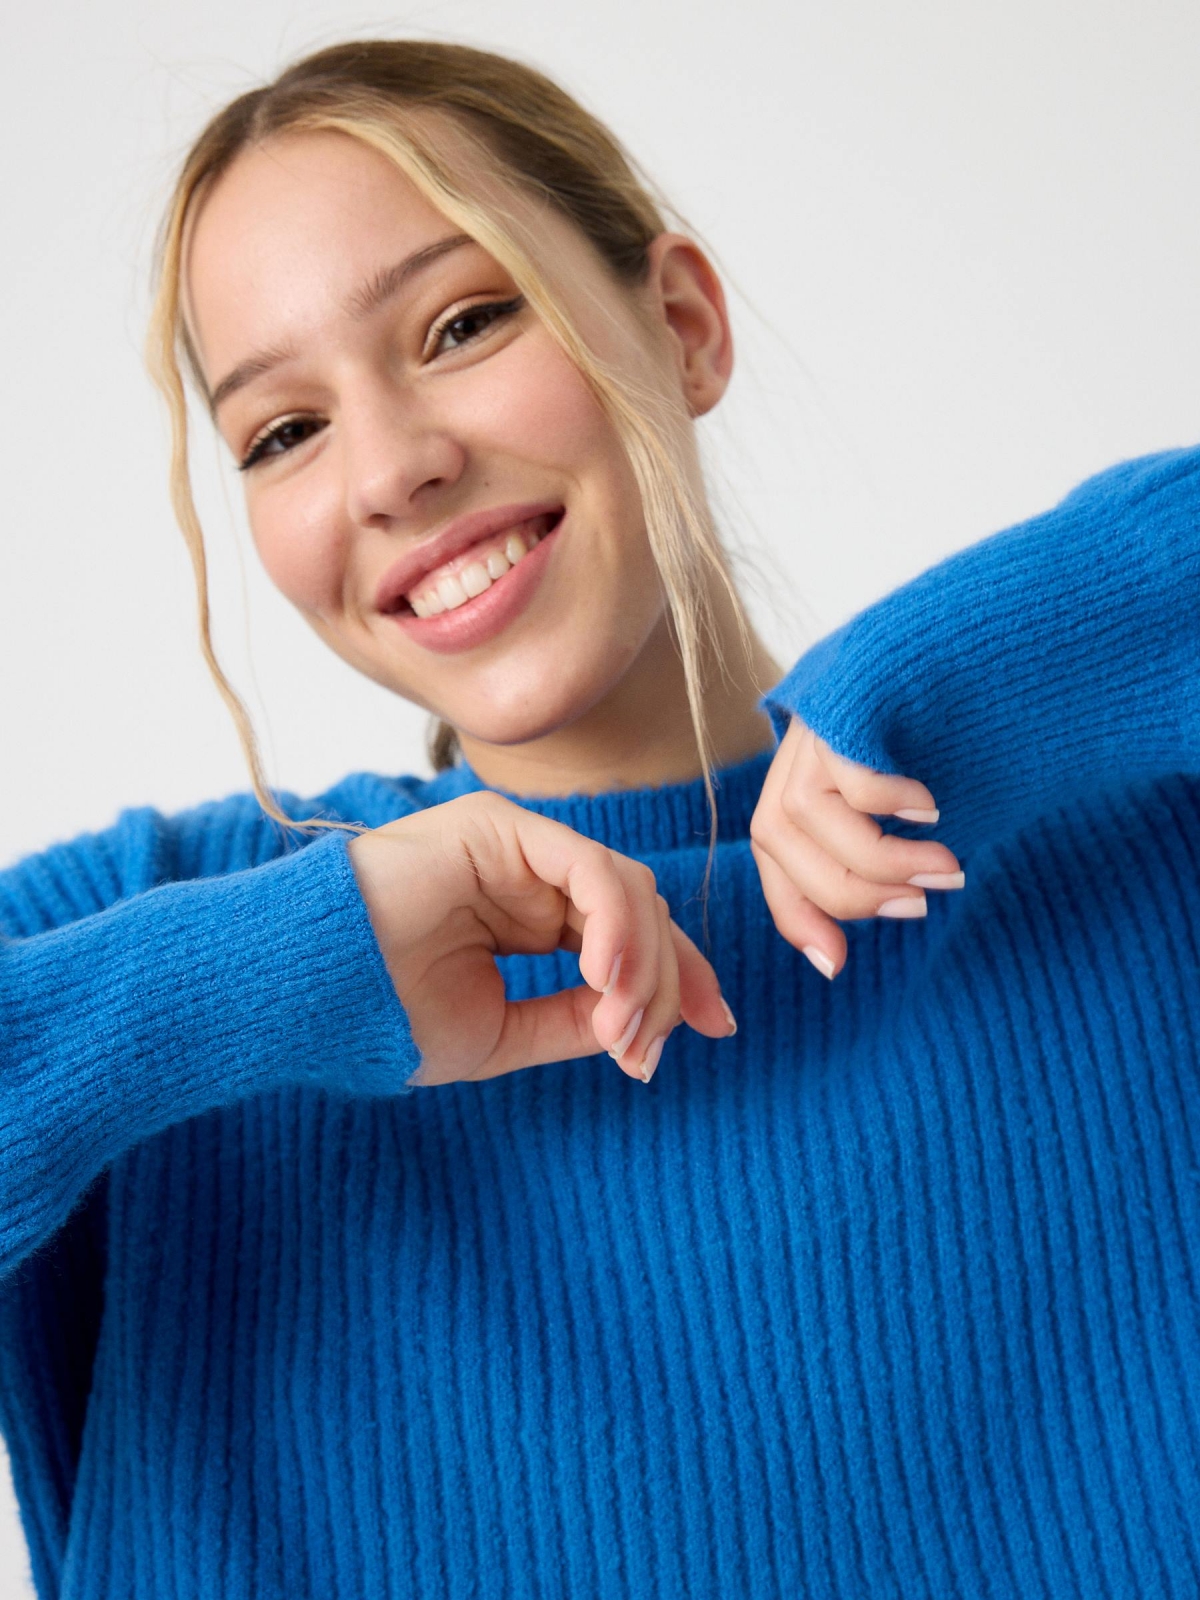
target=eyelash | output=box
[236,294,526,472]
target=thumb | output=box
[468,985,605,1082]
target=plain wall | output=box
[1,0,1198,1590]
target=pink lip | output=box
[374,499,565,615]
[383,512,564,655]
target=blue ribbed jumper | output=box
[2,445,1199,1599]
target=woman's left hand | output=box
[749,716,966,980]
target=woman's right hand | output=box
[346,791,735,1087]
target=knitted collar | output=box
[418,745,775,855]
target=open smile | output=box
[382,509,565,655]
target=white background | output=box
[1,0,1198,1591]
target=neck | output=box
[456,576,783,798]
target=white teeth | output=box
[405,518,550,617]
[437,573,469,611]
[461,561,491,598]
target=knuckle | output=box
[749,813,774,850]
[463,789,516,831]
[599,844,627,883]
[821,864,870,919]
[779,784,809,825]
[585,838,614,875]
[632,859,657,894]
[470,788,507,814]
[826,769,870,808]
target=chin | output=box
[446,668,620,750]
[451,705,579,750]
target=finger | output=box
[755,814,928,922]
[608,894,681,1082]
[811,733,940,821]
[752,839,848,976]
[586,854,668,1058]
[781,780,963,888]
[672,919,736,1039]
[754,716,801,816]
[471,800,633,996]
[510,815,673,1067]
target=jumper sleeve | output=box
[762,444,1200,862]
[0,794,421,1281]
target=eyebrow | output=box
[207,231,477,415]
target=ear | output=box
[643,231,734,419]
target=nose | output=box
[340,379,467,528]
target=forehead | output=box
[183,128,463,374]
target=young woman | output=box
[2,37,1198,1600]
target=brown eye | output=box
[429,296,525,357]
[238,416,325,472]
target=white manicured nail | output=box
[803,946,836,980]
[878,896,927,918]
[639,1036,666,1083]
[895,807,939,823]
[719,998,738,1034]
[608,1007,644,1060]
[907,871,965,890]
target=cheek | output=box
[478,334,620,477]
[247,484,345,615]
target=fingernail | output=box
[803,946,837,980]
[639,1036,666,1083]
[719,997,738,1035]
[895,807,939,823]
[878,896,927,917]
[603,950,624,994]
[906,871,965,890]
[608,1007,644,1060]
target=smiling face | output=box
[183,123,726,773]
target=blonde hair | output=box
[145,39,751,850]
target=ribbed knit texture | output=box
[1,445,1199,1598]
